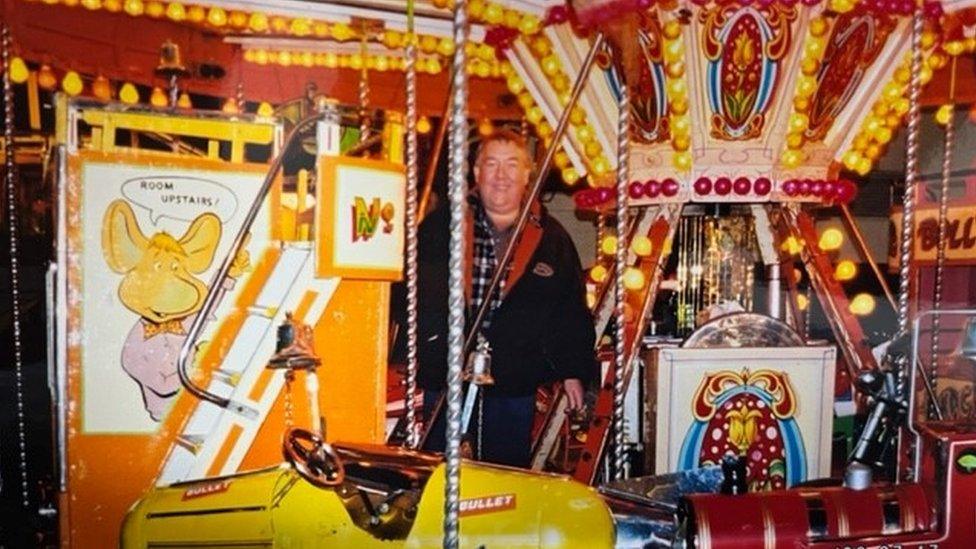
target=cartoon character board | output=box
[74,156,271,432]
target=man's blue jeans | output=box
[422,389,536,468]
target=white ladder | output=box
[157,242,338,484]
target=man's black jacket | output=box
[391,201,597,397]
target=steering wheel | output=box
[283,428,345,488]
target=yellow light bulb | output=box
[600,236,618,256]
[417,116,432,135]
[631,236,653,257]
[248,12,268,32]
[8,57,29,84]
[673,151,692,171]
[37,64,57,90]
[561,166,580,185]
[177,92,192,109]
[166,2,185,21]
[663,20,682,40]
[935,104,953,126]
[187,5,205,22]
[149,86,167,107]
[207,7,227,27]
[797,294,809,311]
[849,293,876,316]
[818,228,844,251]
[222,97,238,114]
[119,82,139,104]
[477,118,494,137]
[61,71,83,96]
[92,75,111,100]
[123,0,144,17]
[586,292,597,309]
[834,260,858,282]
[789,112,810,133]
[623,268,646,291]
[781,236,803,256]
[591,156,611,176]
[590,264,608,283]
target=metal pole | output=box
[2,22,30,509]
[897,2,923,337]
[612,80,630,481]
[443,0,469,546]
[403,0,420,448]
[929,57,956,419]
[418,92,451,222]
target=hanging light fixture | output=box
[37,64,57,90]
[61,71,84,96]
[92,75,112,101]
[222,97,239,114]
[150,86,168,107]
[8,57,29,84]
[119,82,140,104]
[416,115,432,135]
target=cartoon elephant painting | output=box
[101,199,247,421]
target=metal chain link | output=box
[403,1,420,449]
[443,1,469,546]
[284,372,295,429]
[612,82,630,481]
[2,24,30,508]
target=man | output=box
[395,129,595,467]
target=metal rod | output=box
[897,1,923,336]
[2,22,30,509]
[839,204,896,310]
[612,80,630,481]
[443,0,469,545]
[929,57,957,419]
[463,33,608,359]
[177,111,326,416]
[403,0,420,449]
[418,91,452,222]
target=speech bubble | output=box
[121,176,239,224]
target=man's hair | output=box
[474,128,531,168]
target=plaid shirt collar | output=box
[470,198,507,331]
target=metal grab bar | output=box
[176,111,327,417]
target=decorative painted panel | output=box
[700,3,796,140]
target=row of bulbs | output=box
[6,57,274,115]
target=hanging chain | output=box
[929,57,956,418]
[3,24,30,508]
[283,372,295,429]
[403,0,420,449]
[612,82,630,481]
[476,391,483,461]
[358,27,371,143]
[443,0,469,546]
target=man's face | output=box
[474,140,530,218]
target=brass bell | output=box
[465,335,494,386]
[155,40,189,78]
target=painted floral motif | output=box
[599,12,669,143]
[700,3,795,140]
[679,368,806,491]
[805,11,896,142]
